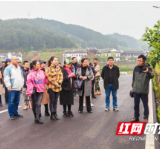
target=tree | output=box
[142,20,160,68]
[101,53,108,63]
[111,52,116,58]
[121,56,126,62]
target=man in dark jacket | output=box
[22,61,30,110]
[131,54,154,123]
[101,57,120,112]
[72,57,80,97]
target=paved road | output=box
[0,75,157,149]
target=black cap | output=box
[39,60,46,64]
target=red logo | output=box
[116,122,146,135]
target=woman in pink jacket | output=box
[26,60,50,124]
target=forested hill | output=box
[108,33,149,50]
[14,18,128,49]
[0,19,76,51]
[0,18,147,51]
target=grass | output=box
[119,67,134,72]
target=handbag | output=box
[73,79,83,89]
[130,90,134,98]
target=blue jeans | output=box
[8,90,21,116]
[105,83,118,108]
[134,92,149,119]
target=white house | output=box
[62,50,88,62]
[0,52,22,62]
[98,49,121,62]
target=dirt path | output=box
[31,53,41,61]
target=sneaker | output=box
[131,117,139,122]
[14,114,23,118]
[63,112,68,118]
[78,111,83,113]
[68,111,74,117]
[92,96,96,99]
[83,103,85,107]
[113,108,119,111]
[94,91,97,95]
[23,105,28,110]
[10,115,15,120]
[97,91,101,95]
[105,108,110,112]
[91,103,94,107]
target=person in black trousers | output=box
[60,59,75,117]
[76,58,93,113]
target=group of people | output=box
[0,54,154,124]
[0,56,103,124]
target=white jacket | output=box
[4,64,24,91]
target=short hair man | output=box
[4,56,24,120]
[22,61,30,110]
[101,57,120,112]
[131,54,154,123]
[18,60,24,70]
[93,58,101,95]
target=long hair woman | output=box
[46,56,63,120]
[60,59,75,117]
[26,60,50,124]
[76,58,93,113]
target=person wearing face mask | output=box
[26,60,50,124]
[60,59,76,117]
[46,56,63,120]
[76,58,93,113]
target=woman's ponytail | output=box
[30,60,38,70]
[48,56,56,67]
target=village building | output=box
[62,49,88,62]
[62,48,149,63]
[121,50,149,60]
[0,52,22,62]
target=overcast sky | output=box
[0,1,160,39]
